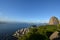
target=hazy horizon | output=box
[0,0,60,23]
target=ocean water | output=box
[0,22,45,40]
[0,23,32,40]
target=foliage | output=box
[18,25,60,40]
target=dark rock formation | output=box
[49,16,59,25]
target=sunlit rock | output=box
[49,31,60,40]
[49,16,59,25]
[13,28,29,37]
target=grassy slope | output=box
[18,25,60,40]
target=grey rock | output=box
[13,28,29,37]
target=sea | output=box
[0,22,46,40]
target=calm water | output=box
[0,23,32,40]
[0,22,45,40]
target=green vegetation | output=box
[18,25,60,40]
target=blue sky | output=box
[0,0,60,23]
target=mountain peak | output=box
[49,16,59,25]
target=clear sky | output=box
[0,0,60,23]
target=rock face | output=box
[13,25,37,37]
[49,16,59,25]
[49,31,60,40]
[13,28,29,37]
[58,20,60,24]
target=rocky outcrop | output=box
[49,31,60,40]
[13,28,29,37]
[59,20,60,24]
[49,16,59,25]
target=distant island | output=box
[0,22,7,24]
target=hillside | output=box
[16,25,60,40]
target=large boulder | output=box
[49,16,59,25]
[49,31,60,40]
